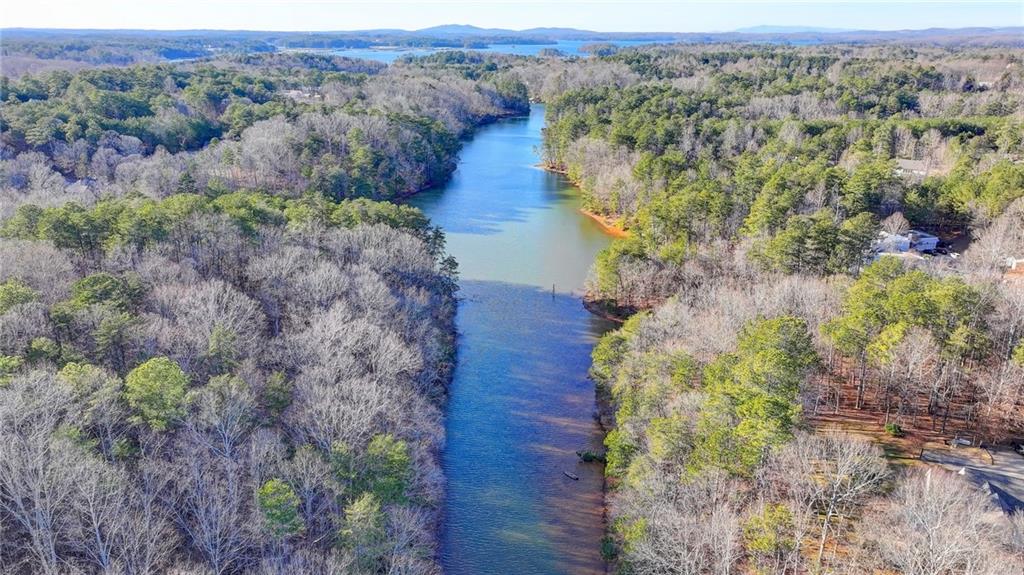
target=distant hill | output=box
[411,25,676,41]
[2,25,1021,54]
[416,24,517,37]
[735,25,856,34]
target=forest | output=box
[531,44,1024,573]
[3,29,1024,575]
[0,50,528,573]
[4,26,1018,77]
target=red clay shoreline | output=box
[537,163,631,239]
[579,208,630,238]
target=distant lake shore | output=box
[282,39,673,63]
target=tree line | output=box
[518,43,1024,574]
[0,190,458,573]
[1,51,530,218]
[591,260,1024,573]
[0,49,532,574]
[536,45,1022,311]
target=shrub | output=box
[124,357,188,431]
[885,422,905,437]
[257,478,304,539]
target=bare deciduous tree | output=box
[858,469,1023,575]
[762,431,889,567]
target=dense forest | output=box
[3,30,1024,575]
[0,29,489,74]
[1,51,528,215]
[541,45,1023,309]
[0,50,528,573]
[4,26,1019,77]
[0,28,661,78]
[532,44,1024,573]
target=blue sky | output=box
[4,1,1021,32]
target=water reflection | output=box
[411,109,611,293]
[329,40,673,64]
[441,281,614,575]
[411,106,616,574]
[414,142,576,236]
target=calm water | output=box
[410,105,616,574]
[331,39,671,63]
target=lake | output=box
[331,39,671,63]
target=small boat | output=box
[563,471,579,480]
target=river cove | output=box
[410,105,617,574]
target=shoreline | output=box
[393,110,530,204]
[536,163,630,239]
[582,298,632,324]
[423,106,613,574]
[541,161,624,575]
[541,161,629,575]
[578,208,630,238]
[393,107,529,572]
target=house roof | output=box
[878,230,909,239]
[984,481,1024,515]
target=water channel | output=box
[410,104,616,574]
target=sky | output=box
[2,1,1021,32]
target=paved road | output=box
[922,447,1024,513]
